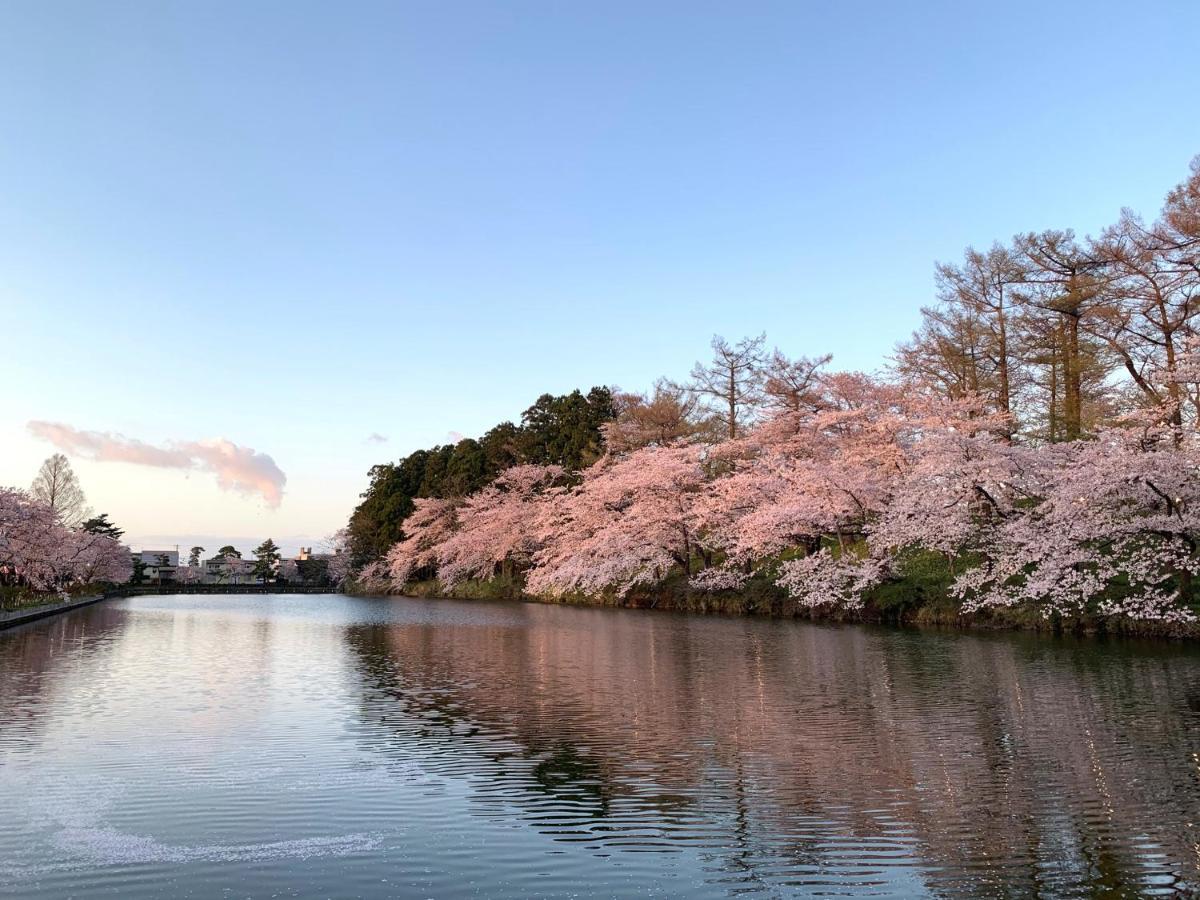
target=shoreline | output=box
[351,577,1200,642]
[7,582,1195,642]
[0,592,114,631]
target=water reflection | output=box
[0,594,1197,898]
[343,603,1200,897]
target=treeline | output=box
[896,158,1200,441]
[348,156,1200,630]
[348,387,616,561]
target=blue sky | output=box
[2,0,1199,554]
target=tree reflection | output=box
[342,605,1200,897]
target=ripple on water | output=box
[1,593,1199,898]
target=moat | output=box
[2,593,1198,897]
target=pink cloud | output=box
[27,421,193,468]
[27,421,287,508]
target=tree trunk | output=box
[1064,314,1082,440]
[728,370,737,438]
[996,301,1012,435]
[1047,340,1059,442]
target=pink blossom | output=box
[0,487,132,591]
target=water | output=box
[1,594,1199,898]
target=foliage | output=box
[0,486,132,591]
[252,538,282,580]
[347,386,616,564]
[81,513,124,540]
[364,375,1200,626]
[352,155,1200,630]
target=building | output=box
[284,546,345,584]
[202,555,261,585]
[131,549,179,583]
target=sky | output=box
[2,0,1199,556]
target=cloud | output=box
[27,421,194,468]
[27,421,287,508]
[184,438,286,508]
[447,431,465,444]
[365,432,388,444]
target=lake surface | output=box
[1,594,1199,898]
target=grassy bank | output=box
[348,562,1200,641]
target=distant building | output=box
[294,546,338,564]
[131,549,179,583]
[202,555,261,585]
[133,549,179,567]
[280,547,344,585]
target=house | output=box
[132,549,179,583]
[202,555,262,585]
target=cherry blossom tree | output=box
[694,375,921,584]
[383,497,461,585]
[695,386,1020,601]
[323,529,356,587]
[527,447,709,597]
[775,550,888,610]
[0,487,61,591]
[174,562,206,585]
[0,486,131,591]
[364,338,1200,625]
[949,423,1200,622]
[66,530,134,585]
[434,465,565,587]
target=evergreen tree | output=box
[81,513,124,541]
[345,386,616,565]
[252,539,281,581]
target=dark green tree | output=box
[417,444,455,497]
[444,438,489,496]
[344,386,615,566]
[252,539,281,581]
[81,513,124,540]
[480,421,522,473]
[518,387,616,468]
[346,454,429,562]
[297,557,329,584]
